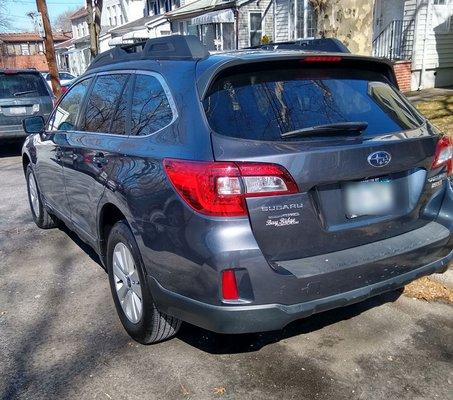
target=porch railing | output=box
[372,19,415,61]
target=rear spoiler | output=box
[196,53,398,100]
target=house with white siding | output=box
[273,0,317,42]
[166,0,274,50]
[373,0,453,90]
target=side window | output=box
[83,74,129,134]
[130,74,174,136]
[110,77,132,135]
[48,78,92,132]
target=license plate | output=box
[345,177,395,218]
[9,107,27,115]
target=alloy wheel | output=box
[28,173,40,219]
[112,242,143,323]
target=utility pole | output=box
[86,0,97,58]
[35,0,61,97]
[86,0,103,59]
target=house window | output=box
[249,12,262,47]
[165,0,172,12]
[294,0,317,39]
[433,1,452,33]
[120,14,124,24]
[20,43,30,55]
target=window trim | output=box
[46,76,94,132]
[78,72,131,135]
[60,69,178,138]
[128,70,179,138]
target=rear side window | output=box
[49,78,92,131]
[130,74,173,136]
[0,72,48,99]
[203,66,424,141]
[83,74,129,134]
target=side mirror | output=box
[23,116,45,134]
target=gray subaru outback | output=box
[21,36,453,344]
[0,69,53,140]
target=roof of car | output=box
[0,68,43,74]
[82,36,396,98]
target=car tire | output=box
[106,220,181,344]
[26,165,58,229]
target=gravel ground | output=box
[0,141,452,400]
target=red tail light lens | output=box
[221,269,239,301]
[303,56,342,63]
[432,136,453,175]
[163,159,298,216]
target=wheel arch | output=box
[98,202,130,265]
[22,153,31,174]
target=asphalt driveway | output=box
[0,141,452,400]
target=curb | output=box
[429,264,453,289]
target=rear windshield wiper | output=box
[281,122,369,139]
[13,90,37,97]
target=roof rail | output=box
[248,38,350,53]
[87,35,209,71]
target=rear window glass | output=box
[203,67,424,141]
[0,73,48,98]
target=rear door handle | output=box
[93,152,108,167]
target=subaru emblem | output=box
[367,151,391,168]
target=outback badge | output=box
[367,151,391,168]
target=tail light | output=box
[221,269,239,301]
[303,56,342,63]
[163,159,298,217]
[432,136,453,175]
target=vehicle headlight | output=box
[32,104,40,113]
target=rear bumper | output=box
[150,249,452,334]
[0,124,27,139]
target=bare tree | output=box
[53,9,77,32]
[86,0,103,58]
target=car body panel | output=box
[21,47,453,334]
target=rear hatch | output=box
[202,57,444,262]
[0,71,53,126]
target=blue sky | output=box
[3,0,84,32]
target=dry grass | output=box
[403,91,453,302]
[404,276,453,303]
[412,93,453,138]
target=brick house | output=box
[0,32,71,71]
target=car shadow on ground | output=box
[54,212,404,355]
[0,140,24,158]
[58,223,103,266]
[176,289,403,354]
